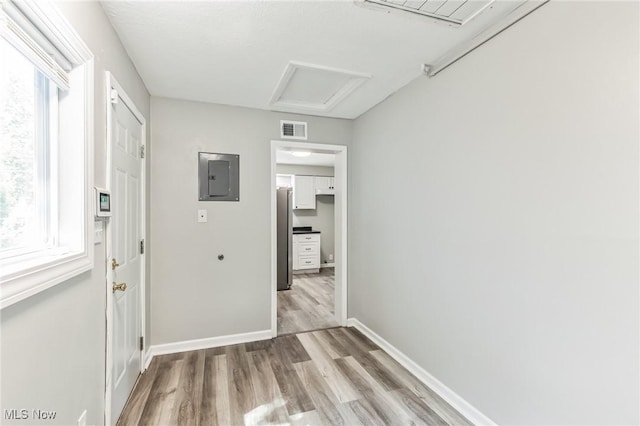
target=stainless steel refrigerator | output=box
[276,188,293,290]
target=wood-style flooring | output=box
[278,268,338,335]
[117,327,472,426]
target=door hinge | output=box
[140,239,144,255]
[139,336,144,351]
[140,145,145,159]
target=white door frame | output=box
[270,140,348,337]
[104,71,147,426]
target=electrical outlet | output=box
[197,209,207,223]
[329,254,333,261]
[77,410,87,426]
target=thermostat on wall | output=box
[95,187,112,218]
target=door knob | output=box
[112,282,127,293]
[111,258,120,270]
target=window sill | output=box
[0,251,93,309]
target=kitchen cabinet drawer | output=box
[292,233,321,271]
[293,234,320,243]
[297,255,319,269]
[297,243,318,255]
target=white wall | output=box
[150,97,351,345]
[350,2,639,424]
[0,3,150,425]
[277,164,336,264]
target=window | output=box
[0,1,94,309]
[0,38,58,260]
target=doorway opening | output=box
[270,141,347,337]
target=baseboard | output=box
[320,263,335,268]
[146,329,272,363]
[143,348,153,370]
[347,318,496,426]
[293,268,319,274]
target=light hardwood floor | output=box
[278,268,338,335]
[117,327,472,426]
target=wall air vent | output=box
[364,0,495,26]
[281,120,307,140]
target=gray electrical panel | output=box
[198,152,239,201]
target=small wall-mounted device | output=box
[95,187,112,218]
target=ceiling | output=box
[102,0,536,119]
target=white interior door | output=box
[110,88,143,421]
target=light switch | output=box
[94,220,104,244]
[197,209,207,223]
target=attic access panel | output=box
[270,61,371,113]
[365,0,495,26]
[198,152,239,201]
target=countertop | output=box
[293,227,321,234]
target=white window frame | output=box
[0,68,58,262]
[0,0,94,309]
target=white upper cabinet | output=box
[293,175,316,209]
[292,174,335,208]
[314,176,329,193]
[314,176,335,195]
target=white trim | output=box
[364,0,495,26]
[271,141,348,338]
[104,74,114,426]
[334,147,347,327]
[0,254,93,309]
[143,348,153,370]
[0,0,94,310]
[1,2,71,89]
[269,61,371,113]
[320,263,335,268]
[9,0,93,65]
[104,72,147,426]
[271,144,278,337]
[148,329,272,359]
[347,318,496,426]
[427,0,548,77]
